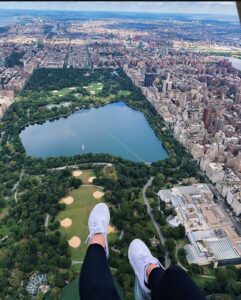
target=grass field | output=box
[57,170,117,261]
[117,90,131,97]
[51,87,77,97]
[73,169,95,184]
[0,207,9,221]
[84,82,103,95]
[51,83,103,99]
[58,184,104,261]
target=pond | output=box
[20,102,168,163]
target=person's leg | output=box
[147,267,164,300]
[128,239,206,300]
[128,239,163,299]
[149,265,206,300]
[79,203,120,300]
[80,243,120,300]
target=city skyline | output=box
[0,1,238,16]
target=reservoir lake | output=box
[20,101,168,163]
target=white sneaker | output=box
[86,203,110,257]
[128,239,163,295]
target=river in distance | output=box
[20,102,168,163]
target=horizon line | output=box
[0,7,238,17]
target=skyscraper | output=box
[203,108,213,129]
[144,72,156,87]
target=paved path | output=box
[45,213,50,229]
[111,247,121,254]
[142,177,170,268]
[72,260,83,265]
[14,190,18,203]
[174,240,188,272]
[49,162,113,171]
[198,275,215,279]
[12,168,25,203]
[12,168,25,193]
[119,230,124,240]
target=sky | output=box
[0,1,238,15]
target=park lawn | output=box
[176,239,186,248]
[58,185,103,261]
[202,265,216,276]
[58,183,116,262]
[84,82,103,95]
[0,207,9,221]
[71,263,82,274]
[74,169,95,184]
[117,90,131,97]
[51,86,77,97]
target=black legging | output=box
[79,244,206,300]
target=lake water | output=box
[20,102,168,163]
[217,56,241,71]
[226,57,241,71]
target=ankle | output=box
[90,233,106,249]
[146,263,159,282]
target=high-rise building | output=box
[203,108,213,129]
[144,72,156,87]
[162,79,172,93]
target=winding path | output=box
[13,168,25,203]
[142,177,170,268]
[49,162,113,171]
[174,240,188,272]
[119,229,124,240]
[45,213,50,229]
[72,260,83,265]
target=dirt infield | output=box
[88,176,96,183]
[68,236,81,248]
[60,218,72,228]
[60,196,74,205]
[108,225,116,234]
[93,191,104,199]
[72,170,82,177]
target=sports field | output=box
[57,169,116,261]
[72,169,96,184]
[58,184,105,261]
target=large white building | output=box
[158,184,241,266]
